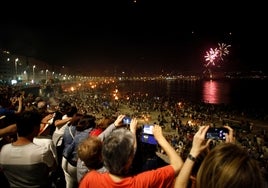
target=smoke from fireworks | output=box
[204,43,231,67]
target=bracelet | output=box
[188,154,196,162]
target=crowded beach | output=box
[0,80,267,187]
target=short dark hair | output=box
[59,100,71,113]
[16,110,42,137]
[76,115,96,131]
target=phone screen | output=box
[123,117,131,125]
[143,125,154,135]
[206,127,228,140]
[141,125,157,145]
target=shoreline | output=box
[99,103,268,134]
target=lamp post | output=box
[33,65,36,83]
[46,69,48,80]
[15,58,19,79]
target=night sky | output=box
[0,1,267,75]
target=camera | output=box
[123,117,131,125]
[140,125,157,145]
[206,127,229,140]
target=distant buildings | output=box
[0,50,71,85]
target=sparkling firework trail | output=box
[218,43,231,60]
[204,48,219,67]
[203,43,231,79]
[204,43,231,67]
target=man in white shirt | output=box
[0,110,56,188]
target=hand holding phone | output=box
[205,127,229,140]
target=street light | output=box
[46,69,48,80]
[15,58,19,78]
[33,65,36,83]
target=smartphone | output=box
[143,125,154,135]
[206,127,229,140]
[141,125,157,145]
[123,117,131,125]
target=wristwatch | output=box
[188,154,196,162]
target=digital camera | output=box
[141,125,157,145]
[205,127,229,140]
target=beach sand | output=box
[111,103,268,134]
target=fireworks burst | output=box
[204,48,219,67]
[203,43,231,79]
[218,43,231,60]
[204,43,231,67]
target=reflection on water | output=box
[202,80,230,104]
[24,79,268,111]
[115,79,268,108]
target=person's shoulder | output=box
[33,137,54,147]
[31,142,53,155]
[80,170,108,185]
[0,142,12,152]
[84,170,107,178]
[134,165,175,187]
[137,165,174,177]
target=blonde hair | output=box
[196,143,265,188]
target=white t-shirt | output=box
[52,114,70,146]
[34,135,58,165]
[0,142,55,187]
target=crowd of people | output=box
[0,83,267,188]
